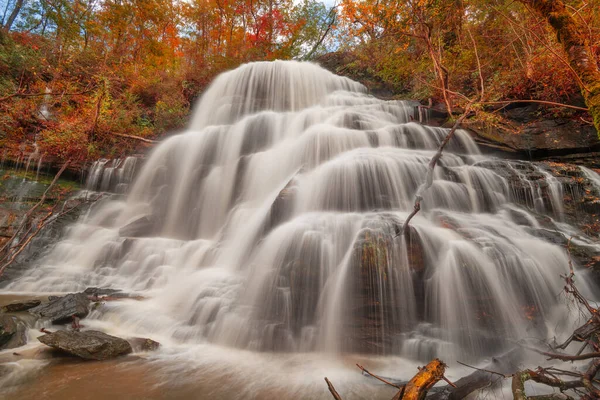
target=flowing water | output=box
[2,61,597,398]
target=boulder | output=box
[0,314,27,350]
[127,337,160,352]
[119,215,155,237]
[1,299,41,313]
[37,330,133,360]
[29,293,90,324]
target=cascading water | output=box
[3,61,597,396]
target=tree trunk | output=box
[3,0,24,31]
[517,0,600,136]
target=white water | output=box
[3,61,596,396]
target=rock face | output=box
[0,314,27,350]
[29,293,90,324]
[1,299,41,313]
[38,330,133,360]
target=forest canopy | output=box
[0,0,599,165]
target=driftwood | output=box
[324,377,343,400]
[401,359,446,400]
[326,359,447,400]
[429,349,521,400]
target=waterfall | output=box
[5,60,593,366]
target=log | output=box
[401,359,446,400]
[428,348,521,400]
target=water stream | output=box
[2,61,597,398]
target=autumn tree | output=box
[516,0,600,135]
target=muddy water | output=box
[1,349,408,400]
[0,295,407,399]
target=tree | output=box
[3,0,25,31]
[516,0,600,136]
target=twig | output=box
[356,363,403,389]
[523,345,600,362]
[456,360,511,378]
[441,375,457,388]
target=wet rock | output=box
[38,330,133,360]
[127,337,160,352]
[1,299,41,313]
[0,314,27,350]
[29,293,90,324]
[119,215,155,238]
[83,287,121,297]
[462,105,600,156]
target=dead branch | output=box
[456,360,511,379]
[398,102,474,236]
[403,359,446,400]
[0,159,71,258]
[109,132,157,144]
[324,377,343,400]
[512,368,585,399]
[0,190,90,277]
[429,349,521,400]
[356,363,403,389]
[524,345,600,362]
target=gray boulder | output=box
[1,299,41,313]
[38,330,132,360]
[29,293,90,324]
[0,314,27,350]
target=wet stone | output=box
[38,330,133,360]
[0,314,27,350]
[127,337,160,352]
[29,293,90,324]
[1,299,41,313]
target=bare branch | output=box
[109,132,157,144]
[356,363,403,389]
[324,377,343,400]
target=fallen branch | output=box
[109,132,157,144]
[0,159,71,258]
[0,190,90,277]
[429,349,521,400]
[398,102,475,236]
[324,377,343,400]
[356,363,403,389]
[403,359,447,400]
[512,368,584,400]
[523,345,600,362]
